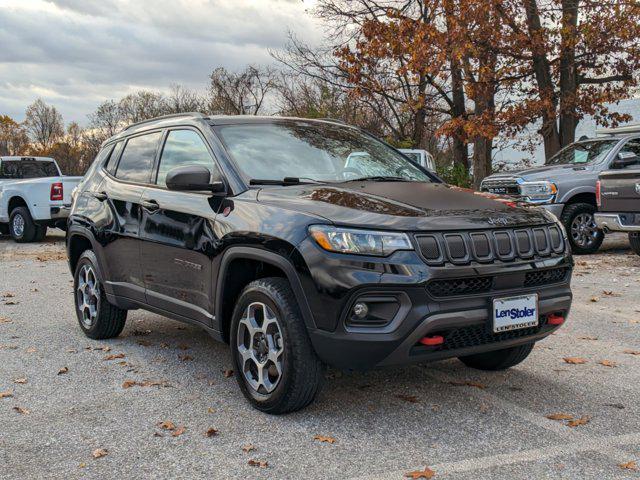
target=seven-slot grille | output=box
[480,177,520,195]
[415,224,565,266]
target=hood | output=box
[488,163,594,182]
[257,181,555,231]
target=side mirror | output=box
[165,165,226,193]
[611,151,639,169]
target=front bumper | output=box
[595,213,640,232]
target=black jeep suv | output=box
[67,113,573,413]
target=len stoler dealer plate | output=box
[492,294,538,333]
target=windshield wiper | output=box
[249,177,322,186]
[340,176,414,183]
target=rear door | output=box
[100,131,163,302]
[600,138,640,214]
[140,128,222,326]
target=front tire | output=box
[560,203,604,254]
[230,277,324,414]
[74,250,127,339]
[459,343,534,371]
[9,207,39,243]
[629,233,640,256]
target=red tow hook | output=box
[547,313,565,326]
[419,335,444,346]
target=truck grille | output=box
[426,267,570,298]
[480,177,519,195]
[415,224,565,266]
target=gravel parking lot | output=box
[1,230,639,479]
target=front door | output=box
[140,128,223,326]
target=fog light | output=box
[352,302,369,319]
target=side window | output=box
[156,130,217,187]
[115,132,162,183]
[103,141,123,174]
[618,140,640,167]
[0,161,21,179]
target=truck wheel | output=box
[34,226,47,241]
[459,343,534,371]
[74,250,127,339]
[230,277,324,414]
[9,207,38,243]
[560,203,604,254]
[629,233,640,256]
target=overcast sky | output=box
[0,0,323,125]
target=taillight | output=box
[595,180,601,207]
[50,182,63,201]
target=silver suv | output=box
[481,129,640,254]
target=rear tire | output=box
[74,250,127,339]
[560,203,604,254]
[9,207,38,243]
[34,226,47,241]
[629,233,640,256]
[230,277,324,414]
[459,343,534,371]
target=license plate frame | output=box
[492,294,539,333]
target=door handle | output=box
[141,199,160,212]
[92,191,108,201]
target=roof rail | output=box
[595,123,640,136]
[123,112,207,131]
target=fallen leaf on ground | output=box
[619,461,638,471]
[2,292,15,298]
[404,466,436,479]
[0,316,12,324]
[177,344,190,350]
[26,347,36,353]
[546,413,574,421]
[395,394,420,403]
[171,426,186,437]
[137,340,153,346]
[122,380,137,388]
[1,390,14,398]
[92,448,108,458]
[122,379,169,389]
[578,336,598,341]
[0,345,18,350]
[78,463,86,468]
[563,357,587,365]
[158,420,176,430]
[623,349,640,356]
[598,360,618,368]
[132,329,151,336]
[590,296,599,302]
[205,428,218,437]
[223,369,234,378]
[448,380,486,389]
[314,435,336,444]
[247,459,268,468]
[207,407,215,413]
[178,354,193,362]
[14,378,27,384]
[242,444,256,453]
[58,367,69,375]
[104,353,125,360]
[66,348,77,353]
[13,406,30,415]
[602,290,622,297]
[567,416,590,427]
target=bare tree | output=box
[208,66,276,115]
[166,84,207,113]
[24,99,64,150]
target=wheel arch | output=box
[562,189,597,208]
[215,247,316,343]
[7,195,31,216]
[66,226,111,285]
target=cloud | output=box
[0,0,323,124]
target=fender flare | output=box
[66,225,112,289]
[214,246,317,336]
[559,186,596,204]
[4,193,34,220]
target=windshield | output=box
[214,121,433,183]
[547,140,617,166]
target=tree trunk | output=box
[559,0,578,146]
[471,55,497,189]
[412,74,428,147]
[523,0,562,161]
[450,58,469,170]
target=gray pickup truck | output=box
[595,148,640,256]
[481,127,640,254]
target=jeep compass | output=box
[67,113,573,413]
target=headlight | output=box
[517,180,557,202]
[309,225,413,256]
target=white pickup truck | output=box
[0,156,82,242]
